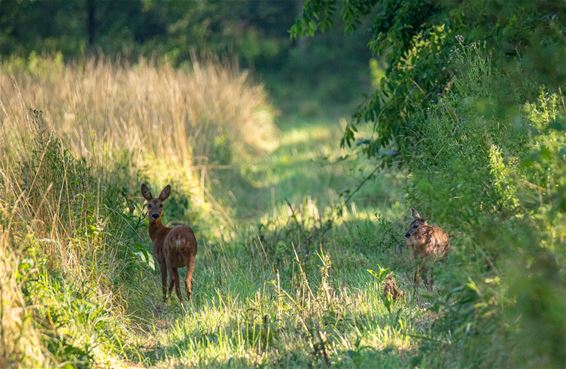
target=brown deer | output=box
[141,183,198,302]
[404,208,449,297]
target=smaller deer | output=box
[141,183,198,302]
[404,208,449,297]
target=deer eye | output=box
[413,224,418,228]
[159,204,163,208]
[147,204,151,209]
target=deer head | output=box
[141,183,171,221]
[404,208,428,239]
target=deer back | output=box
[407,224,449,259]
[163,225,198,268]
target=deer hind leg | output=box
[167,266,177,300]
[185,255,196,301]
[160,261,167,302]
[421,264,432,292]
[173,268,182,301]
[413,264,420,299]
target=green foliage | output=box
[406,45,522,227]
[405,46,566,368]
[0,0,295,64]
[292,0,566,160]
[294,1,565,368]
[367,264,389,283]
[293,0,451,156]
[0,0,372,118]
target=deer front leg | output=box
[167,266,177,300]
[160,261,167,302]
[422,265,432,292]
[413,264,420,299]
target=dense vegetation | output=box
[0,0,564,368]
[293,0,566,367]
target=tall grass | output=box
[0,56,278,368]
[1,55,279,230]
[0,55,415,368]
[1,55,277,165]
[0,234,45,368]
[0,115,135,367]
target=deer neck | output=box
[148,219,170,242]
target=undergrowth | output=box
[401,44,566,368]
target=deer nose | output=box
[404,232,410,238]
[151,214,159,220]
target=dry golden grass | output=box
[0,56,278,368]
[0,117,131,368]
[0,56,278,167]
[0,56,278,229]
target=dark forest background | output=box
[0,0,372,116]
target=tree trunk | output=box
[86,0,95,50]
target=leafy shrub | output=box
[292,0,566,162]
[406,45,566,369]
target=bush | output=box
[405,44,566,369]
[0,115,143,367]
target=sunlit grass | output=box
[124,115,421,368]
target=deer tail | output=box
[174,234,187,250]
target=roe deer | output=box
[141,183,197,302]
[404,208,449,297]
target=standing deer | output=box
[141,183,197,302]
[404,208,449,297]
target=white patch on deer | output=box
[175,236,186,249]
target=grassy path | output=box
[135,118,430,369]
[215,118,402,220]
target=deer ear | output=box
[159,184,171,201]
[411,208,421,219]
[141,183,153,201]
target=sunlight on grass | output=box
[126,117,418,368]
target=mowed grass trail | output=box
[136,118,438,369]
[211,118,403,220]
